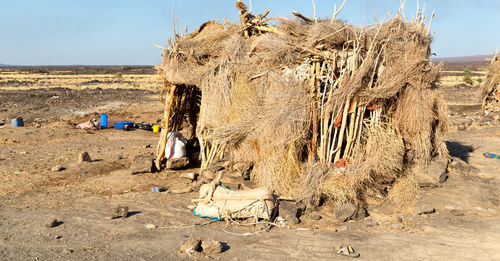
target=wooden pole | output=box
[334,97,350,163]
[155,84,177,170]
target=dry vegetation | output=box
[0,67,162,91]
[481,51,500,111]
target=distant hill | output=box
[432,55,493,71]
[432,55,493,64]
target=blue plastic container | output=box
[100,114,108,129]
[483,152,499,159]
[114,122,133,130]
[11,117,24,127]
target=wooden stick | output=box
[292,11,313,23]
[344,98,358,157]
[152,43,168,50]
[255,25,285,35]
[334,97,350,163]
[312,0,318,23]
[427,11,435,32]
[156,93,170,159]
[481,95,488,112]
[155,85,177,170]
[257,17,290,25]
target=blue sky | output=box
[0,0,499,65]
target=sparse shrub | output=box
[114,72,123,78]
[476,78,483,84]
[463,69,473,86]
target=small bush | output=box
[463,69,473,85]
[114,72,123,78]
[476,78,483,84]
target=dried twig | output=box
[331,0,346,23]
[152,43,168,50]
[292,11,313,23]
[312,0,318,23]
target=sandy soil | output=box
[1,76,499,260]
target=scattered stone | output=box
[200,169,216,180]
[45,218,58,228]
[397,217,403,223]
[334,203,358,223]
[62,249,74,254]
[180,237,201,254]
[219,181,241,191]
[450,209,465,216]
[305,212,322,221]
[111,206,129,219]
[200,165,223,180]
[414,159,449,187]
[145,224,157,229]
[449,157,478,175]
[232,161,253,180]
[428,159,449,183]
[130,155,154,174]
[278,201,302,224]
[181,172,198,181]
[166,157,190,170]
[391,223,404,230]
[143,144,152,149]
[355,206,368,219]
[364,218,379,227]
[201,238,223,255]
[240,180,256,190]
[414,204,436,215]
[169,184,193,194]
[114,154,124,161]
[51,166,65,172]
[192,180,207,192]
[78,151,92,163]
[335,245,360,258]
[332,203,368,221]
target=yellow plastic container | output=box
[152,125,160,133]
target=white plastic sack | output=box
[165,132,188,159]
[194,184,276,220]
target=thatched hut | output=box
[481,50,500,112]
[154,2,448,207]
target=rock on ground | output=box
[166,157,190,170]
[180,237,201,254]
[78,151,92,163]
[304,212,322,221]
[129,155,154,174]
[232,161,253,180]
[414,204,436,215]
[449,157,478,175]
[201,238,223,255]
[45,218,58,228]
[111,206,129,219]
[181,172,198,181]
[414,159,449,187]
[334,203,367,223]
[51,165,65,172]
[278,201,302,224]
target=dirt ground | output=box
[1,67,499,260]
